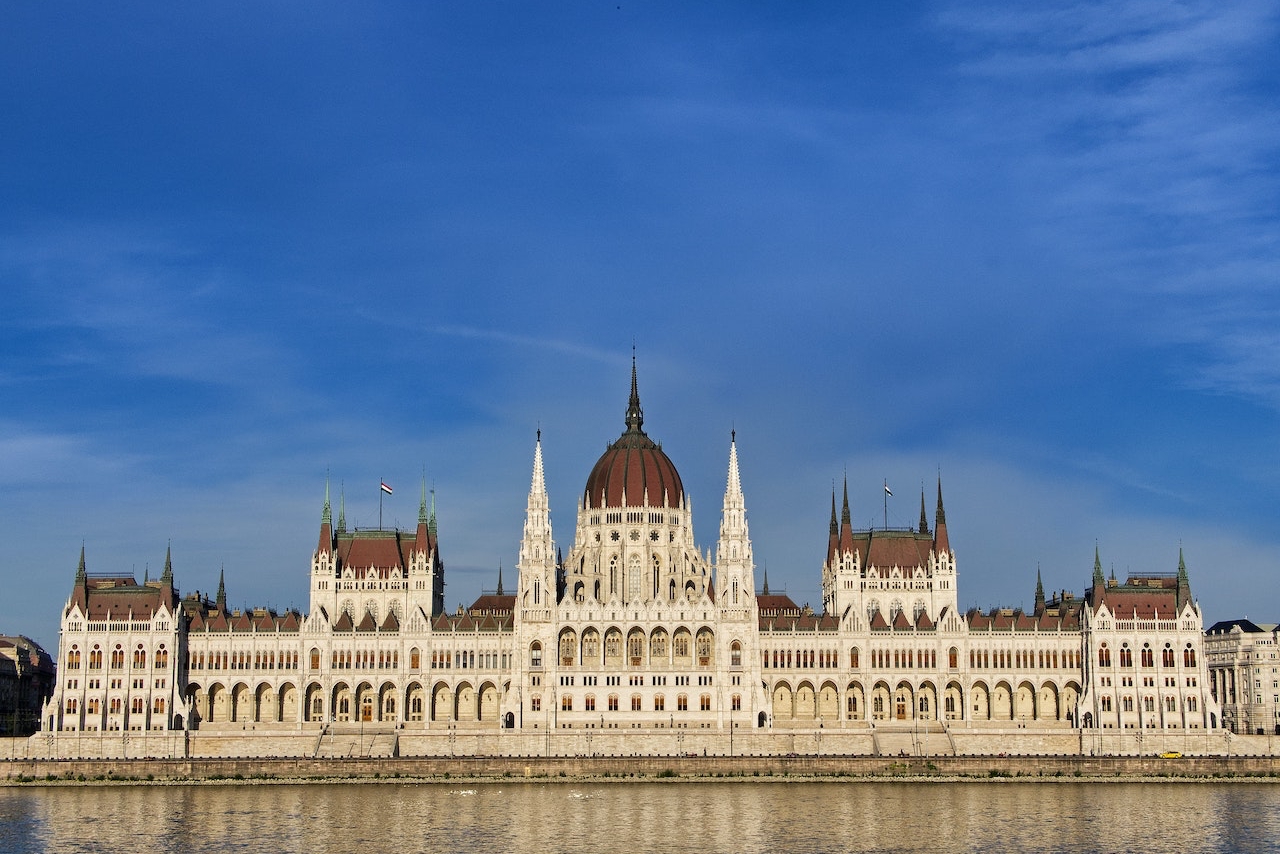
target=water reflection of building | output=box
[39,363,1225,753]
[1205,619,1280,735]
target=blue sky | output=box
[3,2,1279,649]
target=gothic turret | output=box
[716,431,755,614]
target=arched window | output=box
[156,646,168,669]
[111,645,124,669]
[730,641,742,667]
[1098,644,1111,667]
[1119,645,1133,668]
[67,646,81,669]
[1162,644,1175,668]
[696,630,714,666]
[1184,644,1197,667]
[410,647,421,670]
[1141,644,1153,668]
[948,647,958,669]
[310,648,321,670]
[609,555,618,595]
[850,647,860,668]
[530,641,542,668]
[628,632,644,665]
[88,646,102,670]
[628,555,642,600]
[732,578,739,604]
[133,645,146,668]
[560,632,577,667]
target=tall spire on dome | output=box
[625,352,644,433]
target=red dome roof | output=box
[583,364,684,509]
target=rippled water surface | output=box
[2,779,1278,853]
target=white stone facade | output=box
[41,368,1225,755]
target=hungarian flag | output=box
[380,482,393,495]
[884,482,892,496]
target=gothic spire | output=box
[337,482,346,532]
[625,353,644,433]
[933,477,950,553]
[428,488,438,538]
[1093,544,1104,585]
[1034,566,1045,612]
[161,542,173,584]
[76,543,86,581]
[216,567,226,609]
[419,475,428,525]
[829,487,838,536]
[322,472,332,526]
[840,476,851,527]
[496,562,504,596]
[919,488,929,535]
[935,477,946,526]
[761,566,770,596]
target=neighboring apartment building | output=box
[0,635,55,736]
[1205,618,1280,735]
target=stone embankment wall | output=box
[3,753,1280,783]
[6,725,1276,765]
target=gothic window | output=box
[732,694,741,711]
[1184,645,1196,667]
[1102,696,1112,712]
[628,555,642,600]
[913,601,926,622]
[310,648,321,670]
[651,631,668,660]
[608,694,619,711]
[583,631,600,662]
[111,645,124,669]
[410,648,421,670]
[1163,645,1175,668]
[730,641,742,667]
[696,630,714,666]
[631,694,642,711]
[609,555,618,595]
[1119,645,1133,668]
[585,695,596,712]
[1141,645,1154,668]
[133,645,146,668]
[1122,696,1134,712]
[156,646,168,669]
[561,695,572,712]
[628,632,644,665]
[948,647,959,669]
[850,647,860,668]
[732,579,739,604]
[534,580,540,605]
[677,694,688,711]
[560,631,576,667]
[867,600,880,621]
[67,647,81,669]
[654,694,665,712]
[605,630,622,661]
[701,694,711,711]
[1098,644,1111,668]
[530,642,542,669]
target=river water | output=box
[2,779,1277,853]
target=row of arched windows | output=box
[1098,642,1196,668]
[66,644,168,670]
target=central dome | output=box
[582,363,684,509]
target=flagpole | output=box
[884,480,887,530]
[379,477,384,530]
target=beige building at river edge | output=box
[38,365,1242,758]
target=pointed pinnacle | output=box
[841,476,851,527]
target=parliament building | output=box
[39,365,1228,757]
